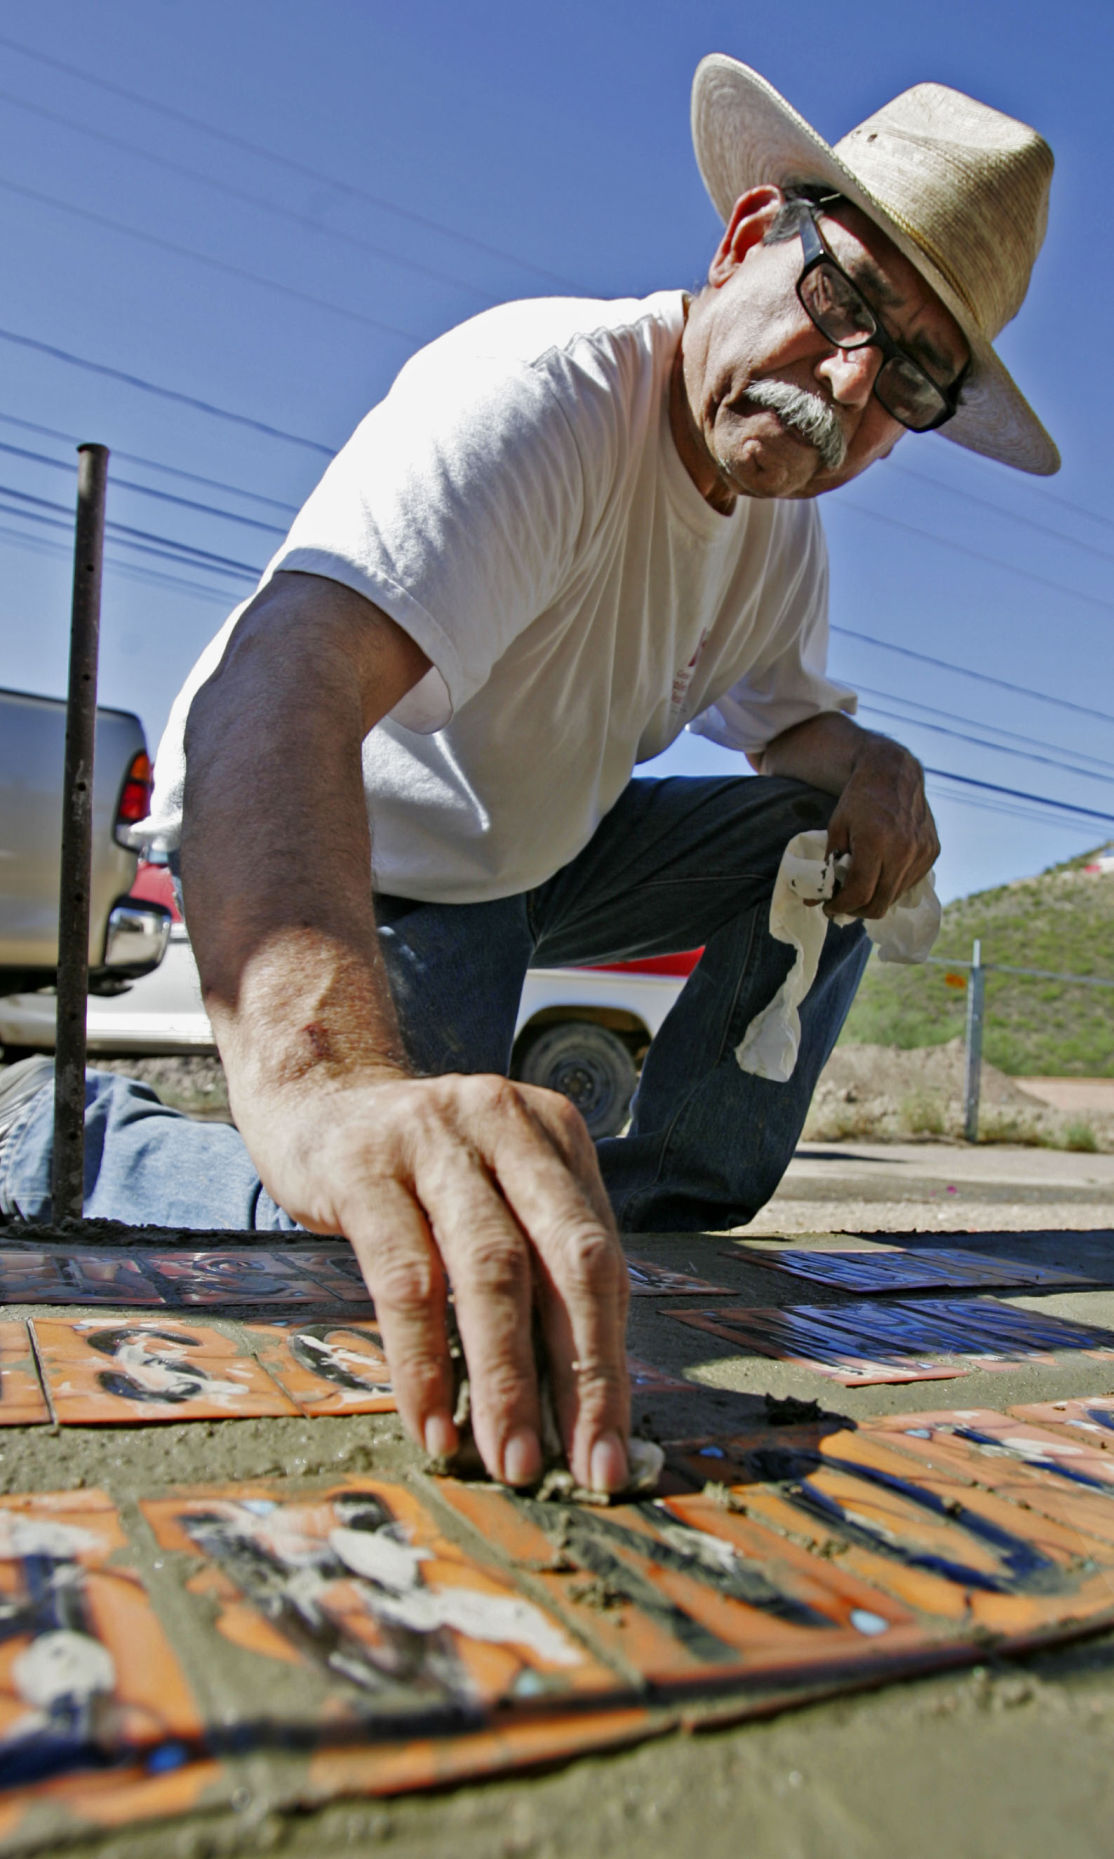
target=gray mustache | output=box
[742,380,847,471]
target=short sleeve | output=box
[266,342,587,731]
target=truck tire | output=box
[515,1022,637,1140]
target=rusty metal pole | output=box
[52,444,109,1220]
[963,937,985,1144]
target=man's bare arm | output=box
[749,710,939,917]
[181,570,630,1491]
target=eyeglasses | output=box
[796,204,966,433]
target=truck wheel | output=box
[515,1023,637,1139]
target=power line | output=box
[0,86,501,308]
[0,412,302,514]
[851,681,1114,778]
[0,439,287,536]
[0,327,333,454]
[0,31,580,293]
[839,496,1114,620]
[0,517,242,606]
[922,767,1114,825]
[887,460,1114,569]
[832,625,1114,726]
[855,701,1114,787]
[0,481,260,575]
[928,783,1103,835]
[0,174,423,345]
[0,492,254,583]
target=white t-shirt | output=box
[150,292,855,903]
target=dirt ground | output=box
[98,1039,1114,1153]
[2,1138,1112,1858]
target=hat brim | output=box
[692,55,1059,476]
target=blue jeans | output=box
[0,776,868,1233]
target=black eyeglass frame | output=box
[795,202,967,434]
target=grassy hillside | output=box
[839,846,1114,1076]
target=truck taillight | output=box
[114,750,153,844]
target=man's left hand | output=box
[753,711,939,919]
[822,733,939,919]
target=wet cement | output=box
[1,1142,1113,1857]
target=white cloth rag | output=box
[734,828,941,1083]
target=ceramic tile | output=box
[138,1250,331,1306]
[624,1257,734,1297]
[665,1296,1114,1386]
[0,1488,217,1837]
[246,1320,395,1415]
[730,1244,1097,1294]
[32,1317,300,1424]
[143,1478,619,1727]
[305,1702,657,1800]
[626,1355,694,1396]
[696,1419,1114,1637]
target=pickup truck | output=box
[0,687,171,998]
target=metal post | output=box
[52,444,109,1221]
[963,936,985,1144]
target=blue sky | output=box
[1,0,1111,905]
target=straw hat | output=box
[691,55,1059,475]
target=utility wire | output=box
[0,174,422,345]
[0,32,581,292]
[832,625,1114,727]
[851,681,1114,778]
[0,481,260,575]
[887,459,1114,569]
[0,518,245,605]
[0,439,287,536]
[922,767,1114,825]
[838,496,1114,620]
[0,327,333,454]
[0,87,500,307]
[0,412,303,513]
[855,701,1113,788]
[0,494,254,583]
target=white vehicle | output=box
[0,866,699,1138]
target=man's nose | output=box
[815,342,882,409]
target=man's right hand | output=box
[234,1066,631,1493]
[180,571,630,1494]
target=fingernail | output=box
[590,1432,629,1495]
[423,1412,457,1459]
[502,1427,542,1487]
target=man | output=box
[0,58,1057,1494]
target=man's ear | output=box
[707,186,784,288]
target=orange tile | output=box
[32,1317,299,1424]
[245,1319,395,1415]
[307,1703,657,1799]
[0,1487,214,1833]
[142,1477,620,1721]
